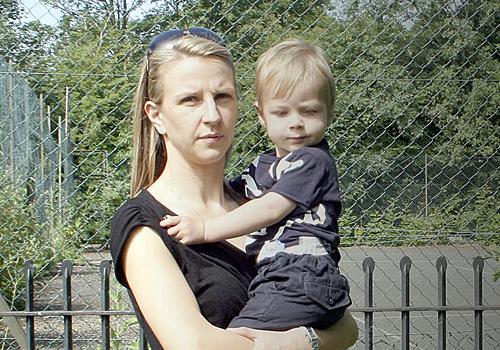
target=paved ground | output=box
[341,244,499,349]
[1,244,498,349]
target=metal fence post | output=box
[363,257,375,350]
[63,86,74,201]
[436,256,447,350]
[61,260,73,350]
[473,256,484,350]
[139,327,148,350]
[7,69,14,178]
[100,260,111,350]
[25,260,35,350]
[400,256,411,350]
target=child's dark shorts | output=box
[228,252,351,330]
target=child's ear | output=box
[145,101,167,135]
[253,101,267,128]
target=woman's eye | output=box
[216,93,232,100]
[181,96,198,104]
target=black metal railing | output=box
[350,256,497,350]
[0,257,498,349]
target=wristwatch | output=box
[304,326,320,350]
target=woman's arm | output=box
[123,226,358,349]
[122,226,254,350]
[316,310,359,349]
[231,311,358,350]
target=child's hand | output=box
[160,215,206,245]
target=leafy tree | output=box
[43,0,150,29]
[0,0,55,71]
[0,0,24,62]
[1,0,497,244]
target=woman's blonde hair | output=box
[255,39,336,122]
[130,35,234,196]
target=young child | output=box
[161,39,351,332]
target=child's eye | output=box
[273,110,288,117]
[302,109,317,116]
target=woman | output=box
[110,28,358,349]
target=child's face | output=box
[258,82,329,157]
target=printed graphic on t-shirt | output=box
[230,140,342,263]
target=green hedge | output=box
[0,172,79,308]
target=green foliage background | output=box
[0,0,498,304]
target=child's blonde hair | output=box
[255,39,336,121]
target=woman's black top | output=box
[110,190,256,349]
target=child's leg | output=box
[228,253,351,330]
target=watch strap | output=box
[303,326,320,350]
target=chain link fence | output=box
[0,0,498,348]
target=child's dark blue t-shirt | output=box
[230,139,342,264]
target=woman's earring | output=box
[155,125,166,135]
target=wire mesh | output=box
[0,0,498,348]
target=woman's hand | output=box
[228,327,311,350]
[160,215,206,244]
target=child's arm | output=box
[161,192,297,245]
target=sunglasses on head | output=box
[148,27,225,51]
[145,27,225,101]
